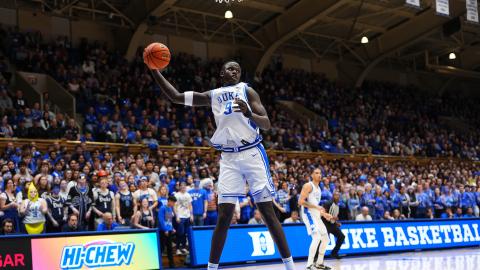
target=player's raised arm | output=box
[233,87,271,130]
[150,69,211,106]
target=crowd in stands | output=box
[0,25,480,160]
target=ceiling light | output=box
[449,52,456,60]
[361,36,369,44]
[225,10,233,19]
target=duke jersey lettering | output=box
[210,82,260,148]
[96,191,112,214]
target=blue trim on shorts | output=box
[303,207,315,231]
[220,193,246,198]
[256,144,275,193]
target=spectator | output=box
[355,206,372,221]
[189,179,208,226]
[463,207,475,218]
[45,185,67,233]
[133,177,158,209]
[204,179,218,225]
[158,196,176,268]
[96,212,118,231]
[248,209,265,225]
[132,197,155,229]
[0,89,13,111]
[0,178,20,232]
[66,174,94,230]
[62,214,81,232]
[19,184,48,234]
[440,207,455,219]
[283,210,301,223]
[174,182,193,255]
[1,218,16,235]
[0,116,13,137]
[383,211,394,220]
[115,179,136,226]
[92,175,116,229]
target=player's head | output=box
[311,168,322,183]
[220,61,241,86]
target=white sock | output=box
[315,233,329,265]
[207,262,219,270]
[307,233,321,266]
[282,256,296,270]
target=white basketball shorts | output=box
[302,207,328,236]
[217,143,275,203]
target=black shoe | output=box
[331,252,341,259]
[315,264,332,270]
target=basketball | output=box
[143,42,171,70]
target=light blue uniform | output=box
[210,82,274,203]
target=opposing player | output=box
[149,60,296,270]
[299,168,332,270]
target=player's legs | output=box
[208,153,244,270]
[244,145,295,270]
[314,232,329,266]
[208,202,236,270]
[307,232,321,267]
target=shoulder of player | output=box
[302,182,313,192]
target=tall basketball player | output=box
[149,61,296,270]
[299,168,332,270]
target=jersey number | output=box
[224,102,233,115]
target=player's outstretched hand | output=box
[233,97,252,117]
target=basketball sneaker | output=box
[314,264,332,270]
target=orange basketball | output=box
[143,42,171,70]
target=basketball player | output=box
[299,168,332,270]
[150,61,296,270]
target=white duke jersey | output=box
[210,82,260,148]
[301,182,327,235]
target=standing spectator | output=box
[204,179,218,225]
[361,184,375,217]
[347,189,360,220]
[159,196,176,269]
[0,178,20,232]
[132,198,155,229]
[133,177,158,209]
[355,206,372,221]
[66,174,94,230]
[239,191,254,224]
[248,209,265,225]
[283,210,301,223]
[64,118,80,140]
[45,185,67,233]
[276,182,291,222]
[62,214,82,232]
[0,116,13,137]
[322,192,346,259]
[12,90,27,110]
[174,182,193,255]
[97,212,119,231]
[407,187,419,218]
[416,185,432,218]
[92,176,116,229]
[374,187,387,220]
[144,160,160,191]
[433,187,445,218]
[19,184,48,234]
[0,89,13,111]
[115,179,136,226]
[157,185,169,208]
[189,180,207,226]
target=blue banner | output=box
[189,218,480,266]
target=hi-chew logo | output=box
[60,240,135,269]
[248,231,275,256]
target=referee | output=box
[321,191,345,259]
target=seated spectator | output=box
[440,207,454,219]
[392,209,406,220]
[454,208,463,218]
[355,206,372,221]
[463,207,474,218]
[1,218,17,235]
[96,212,119,231]
[62,214,82,232]
[383,211,394,220]
[248,210,265,225]
[283,210,301,223]
[425,208,435,219]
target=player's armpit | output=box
[245,87,271,130]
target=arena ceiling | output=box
[9,0,480,82]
